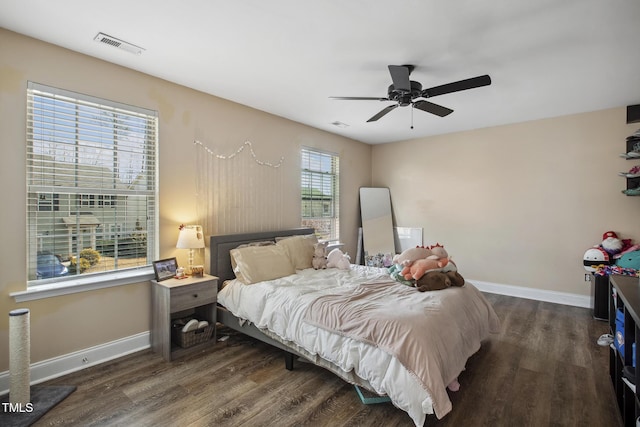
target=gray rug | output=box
[0,386,76,427]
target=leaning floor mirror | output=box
[359,187,396,266]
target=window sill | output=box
[11,267,155,302]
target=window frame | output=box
[301,147,340,241]
[23,82,159,295]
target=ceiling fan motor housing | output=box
[388,81,423,106]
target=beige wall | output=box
[2,27,638,374]
[373,109,640,295]
[0,29,371,371]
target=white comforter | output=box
[218,265,499,426]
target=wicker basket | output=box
[172,323,214,348]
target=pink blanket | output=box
[303,280,500,419]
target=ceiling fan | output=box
[330,65,491,123]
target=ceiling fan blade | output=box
[413,100,453,117]
[388,65,412,92]
[329,96,390,101]
[422,75,491,98]
[367,104,398,122]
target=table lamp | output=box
[176,224,205,275]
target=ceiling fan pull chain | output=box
[411,105,414,129]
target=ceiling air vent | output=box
[331,121,350,128]
[94,32,145,55]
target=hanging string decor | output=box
[194,140,284,168]
[195,140,285,236]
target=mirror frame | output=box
[359,187,395,261]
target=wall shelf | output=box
[621,129,640,196]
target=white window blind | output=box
[26,82,158,284]
[301,147,339,240]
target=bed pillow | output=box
[229,241,275,282]
[230,244,295,284]
[276,234,318,270]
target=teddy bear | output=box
[415,269,465,292]
[326,248,351,270]
[312,242,328,269]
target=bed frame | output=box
[209,228,314,370]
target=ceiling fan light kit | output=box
[330,65,491,123]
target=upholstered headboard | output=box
[209,228,315,284]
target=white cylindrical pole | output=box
[9,308,31,404]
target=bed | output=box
[210,228,500,426]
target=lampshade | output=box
[176,225,205,249]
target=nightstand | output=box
[151,274,218,361]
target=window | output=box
[37,193,59,211]
[301,147,339,241]
[26,82,158,284]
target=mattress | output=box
[218,264,500,426]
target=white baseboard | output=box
[0,331,150,396]
[470,279,591,309]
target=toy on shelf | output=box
[584,231,639,275]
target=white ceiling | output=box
[2,0,640,144]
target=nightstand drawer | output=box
[170,281,217,312]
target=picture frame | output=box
[191,265,204,278]
[153,257,178,281]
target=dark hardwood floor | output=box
[33,293,622,427]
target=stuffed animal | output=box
[616,250,640,270]
[415,271,450,291]
[312,242,328,269]
[392,246,432,266]
[601,231,637,258]
[415,269,465,292]
[602,231,624,255]
[388,263,414,286]
[400,244,451,281]
[428,243,449,259]
[583,231,638,271]
[401,256,449,281]
[583,247,611,272]
[389,246,430,285]
[449,270,465,287]
[326,248,351,270]
[614,244,640,260]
